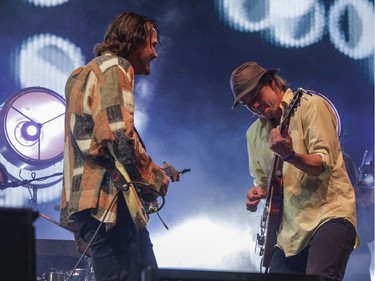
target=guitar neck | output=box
[259,89,306,269]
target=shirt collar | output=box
[280,88,295,111]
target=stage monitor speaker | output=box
[142,267,321,281]
[0,207,38,281]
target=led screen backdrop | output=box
[0,0,373,280]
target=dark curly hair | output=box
[94,12,159,57]
[258,73,288,92]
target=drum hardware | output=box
[35,221,95,280]
[358,148,374,190]
[38,262,95,281]
[42,270,66,281]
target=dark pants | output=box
[269,218,356,281]
[74,193,157,281]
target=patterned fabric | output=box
[60,54,165,231]
[246,88,358,256]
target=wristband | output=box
[282,151,296,162]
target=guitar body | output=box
[112,160,149,228]
[256,88,306,270]
[260,155,283,268]
[109,151,190,228]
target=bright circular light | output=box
[27,0,70,7]
[21,121,40,142]
[0,87,65,169]
[329,0,374,59]
[25,124,38,137]
[216,0,374,60]
[17,33,85,98]
[220,0,272,32]
[271,2,325,48]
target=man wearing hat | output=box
[230,62,358,281]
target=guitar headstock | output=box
[280,88,307,133]
[163,162,191,182]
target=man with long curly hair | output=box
[60,12,169,281]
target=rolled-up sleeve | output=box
[300,95,338,179]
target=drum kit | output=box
[39,267,94,281]
[344,148,374,191]
[35,236,96,281]
[35,215,96,281]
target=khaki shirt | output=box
[246,88,358,256]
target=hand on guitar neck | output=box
[255,89,305,269]
[163,162,191,182]
[269,123,295,160]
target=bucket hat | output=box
[230,62,279,109]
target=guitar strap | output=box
[93,126,144,179]
[89,126,154,228]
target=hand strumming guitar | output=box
[246,186,266,212]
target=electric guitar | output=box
[257,88,306,269]
[108,149,190,228]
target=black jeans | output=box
[74,192,157,281]
[269,218,356,281]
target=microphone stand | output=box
[0,172,63,210]
[32,185,38,210]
